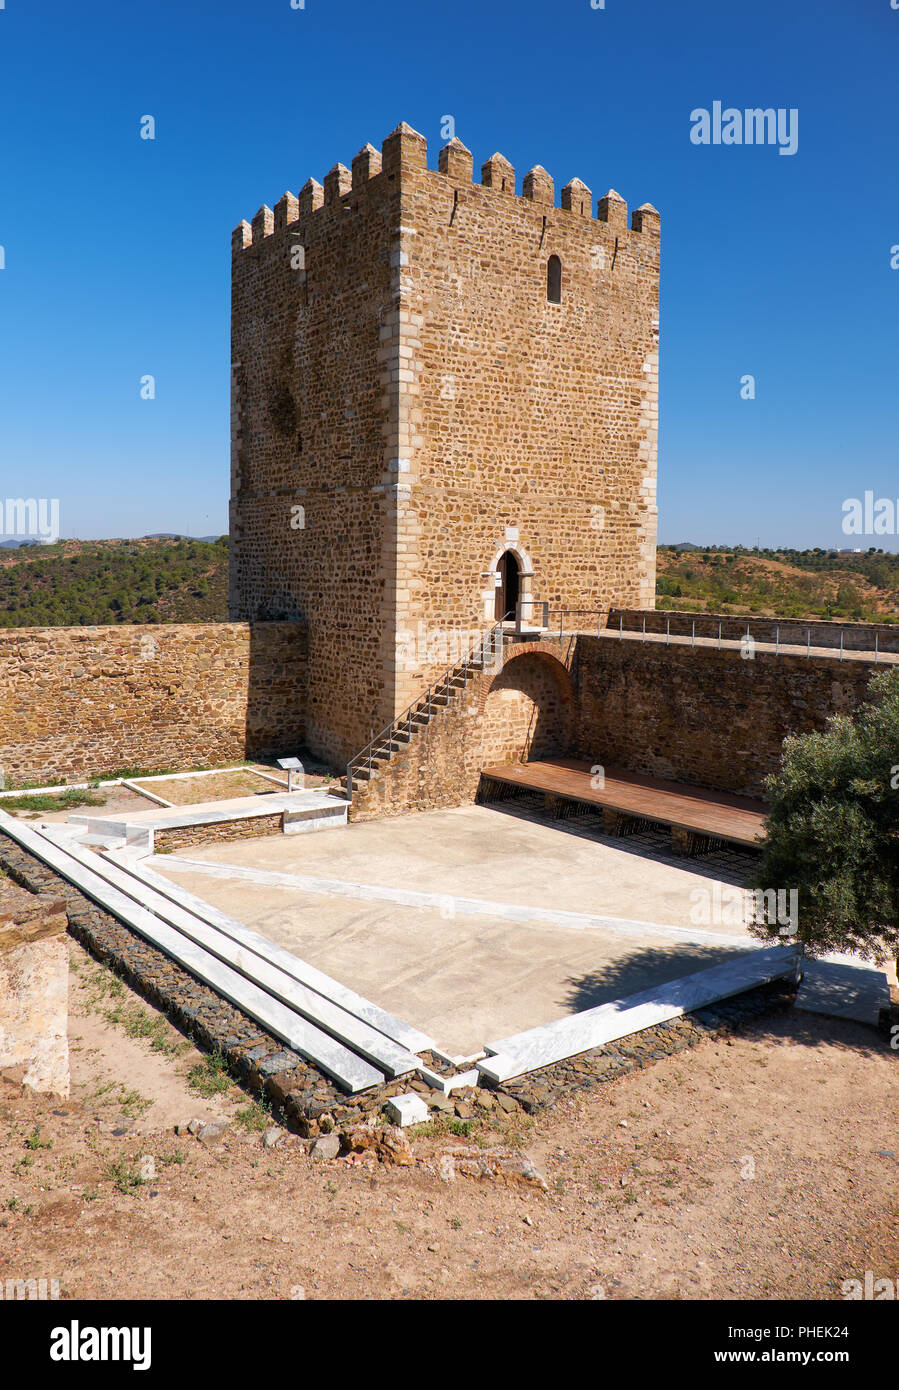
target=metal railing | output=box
[345,622,505,799]
[608,611,893,662]
[516,599,895,662]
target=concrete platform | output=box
[150,804,767,1055]
[795,956,891,1026]
[68,789,347,847]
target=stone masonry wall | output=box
[229,136,402,767]
[230,122,659,768]
[574,636,876,798]
[350,632,879,818]
[350,641,576,820]
[395,131,659,711]
[153,813,284,854]
[0,622,306,786]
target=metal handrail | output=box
[522,600,894,662]
[345,622,505,799]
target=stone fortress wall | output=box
[0,622,305,786]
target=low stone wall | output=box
[574,636,876,798]
[0,621,307,786]
[154,813,284,854]
[0,875,69,1096]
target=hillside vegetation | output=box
[656,546,899,623]
[0,537,229,627]
[1,536,897,628]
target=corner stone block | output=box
[381,122,428,176]
[386,1093,430,1127]
[0,881,70,1098]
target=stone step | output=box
[282,801,348,836]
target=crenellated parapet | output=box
[438,136,473,181]
[352,142,381,186]
[298,177,323,216]
[522,165,554,206]
[323,163,352,203]
[274,191,298,230]
[481,152,514,192]
[232,121,659,253]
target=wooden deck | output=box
[479,759,767,850]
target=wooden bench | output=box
[479,758,767,853]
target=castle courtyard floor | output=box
[150,803,766,1057]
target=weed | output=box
[234,1102,270,1133]
[187,1050,232,1098]
[104,1159,146,1195]
[24,1125,52,1151]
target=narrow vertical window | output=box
[547,254,562,304]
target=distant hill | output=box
[656,545,899,623]
[3,534,896,629]
[0,536,229,627]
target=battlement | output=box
[232,121,660,253]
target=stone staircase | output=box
[345,624,505,796]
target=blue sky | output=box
[0,0,896,547]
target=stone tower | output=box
[230,122,659,767]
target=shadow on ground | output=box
[481,794,756,887]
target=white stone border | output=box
[477,944,802,1084]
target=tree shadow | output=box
[562,943,890,1060]
[563,942,745,1013]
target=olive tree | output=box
[749,667,899,969]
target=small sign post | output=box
[277,756,305,793]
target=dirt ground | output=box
[0,937,896,1302]
[131,768,291,805]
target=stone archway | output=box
[485,541,534,625]
[479,649,574,765]
[494,550,520,622]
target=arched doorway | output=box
[481,651,574,763]
[494,550,521,623]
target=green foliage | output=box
[104,1158,146,1195]
[656,545,899,622]
[24,1124,52,1151]
[0,788,105,813]
[750,668,899,964]
[0,537,228,627]
[186,1049,232,1098]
